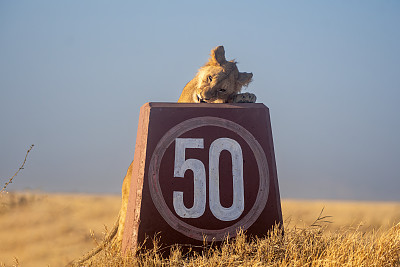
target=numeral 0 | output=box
[173,138,244,222]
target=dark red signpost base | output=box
[122,103,283,253]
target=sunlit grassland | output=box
[0,192,399,266]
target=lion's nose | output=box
[201,91,214,101]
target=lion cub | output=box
[178,46,256,103]
[70,46,256,266]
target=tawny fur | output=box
[69,46,256,266]
[178,46,254,103]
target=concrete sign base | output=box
[122,103,283,253]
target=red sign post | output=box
[122,103,283,252]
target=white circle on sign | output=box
[148,116,269,241]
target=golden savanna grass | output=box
[0,192,399,266]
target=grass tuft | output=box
[82,223,400,266]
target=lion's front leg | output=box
[231,92,257,103]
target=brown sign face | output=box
[122,103,282,252]
[149,116,270,241]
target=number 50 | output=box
[173,138,244,222]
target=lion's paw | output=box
[232,92,257,103]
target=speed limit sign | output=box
[122,103,283,252]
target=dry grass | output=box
[0,192,399,266]
[86,223,400,267]
[282,199,400,232]
[0,192,120,266]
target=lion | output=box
[178,45,255,103]
[69,46,255,266]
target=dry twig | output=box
[1,144,35,193]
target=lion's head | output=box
[179,46,253,103]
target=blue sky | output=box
[1,1,399,200]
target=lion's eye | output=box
[218,89,226,93]
[208,76,213,82]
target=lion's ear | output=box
[209,46,226,65]
[238,72,253,86]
